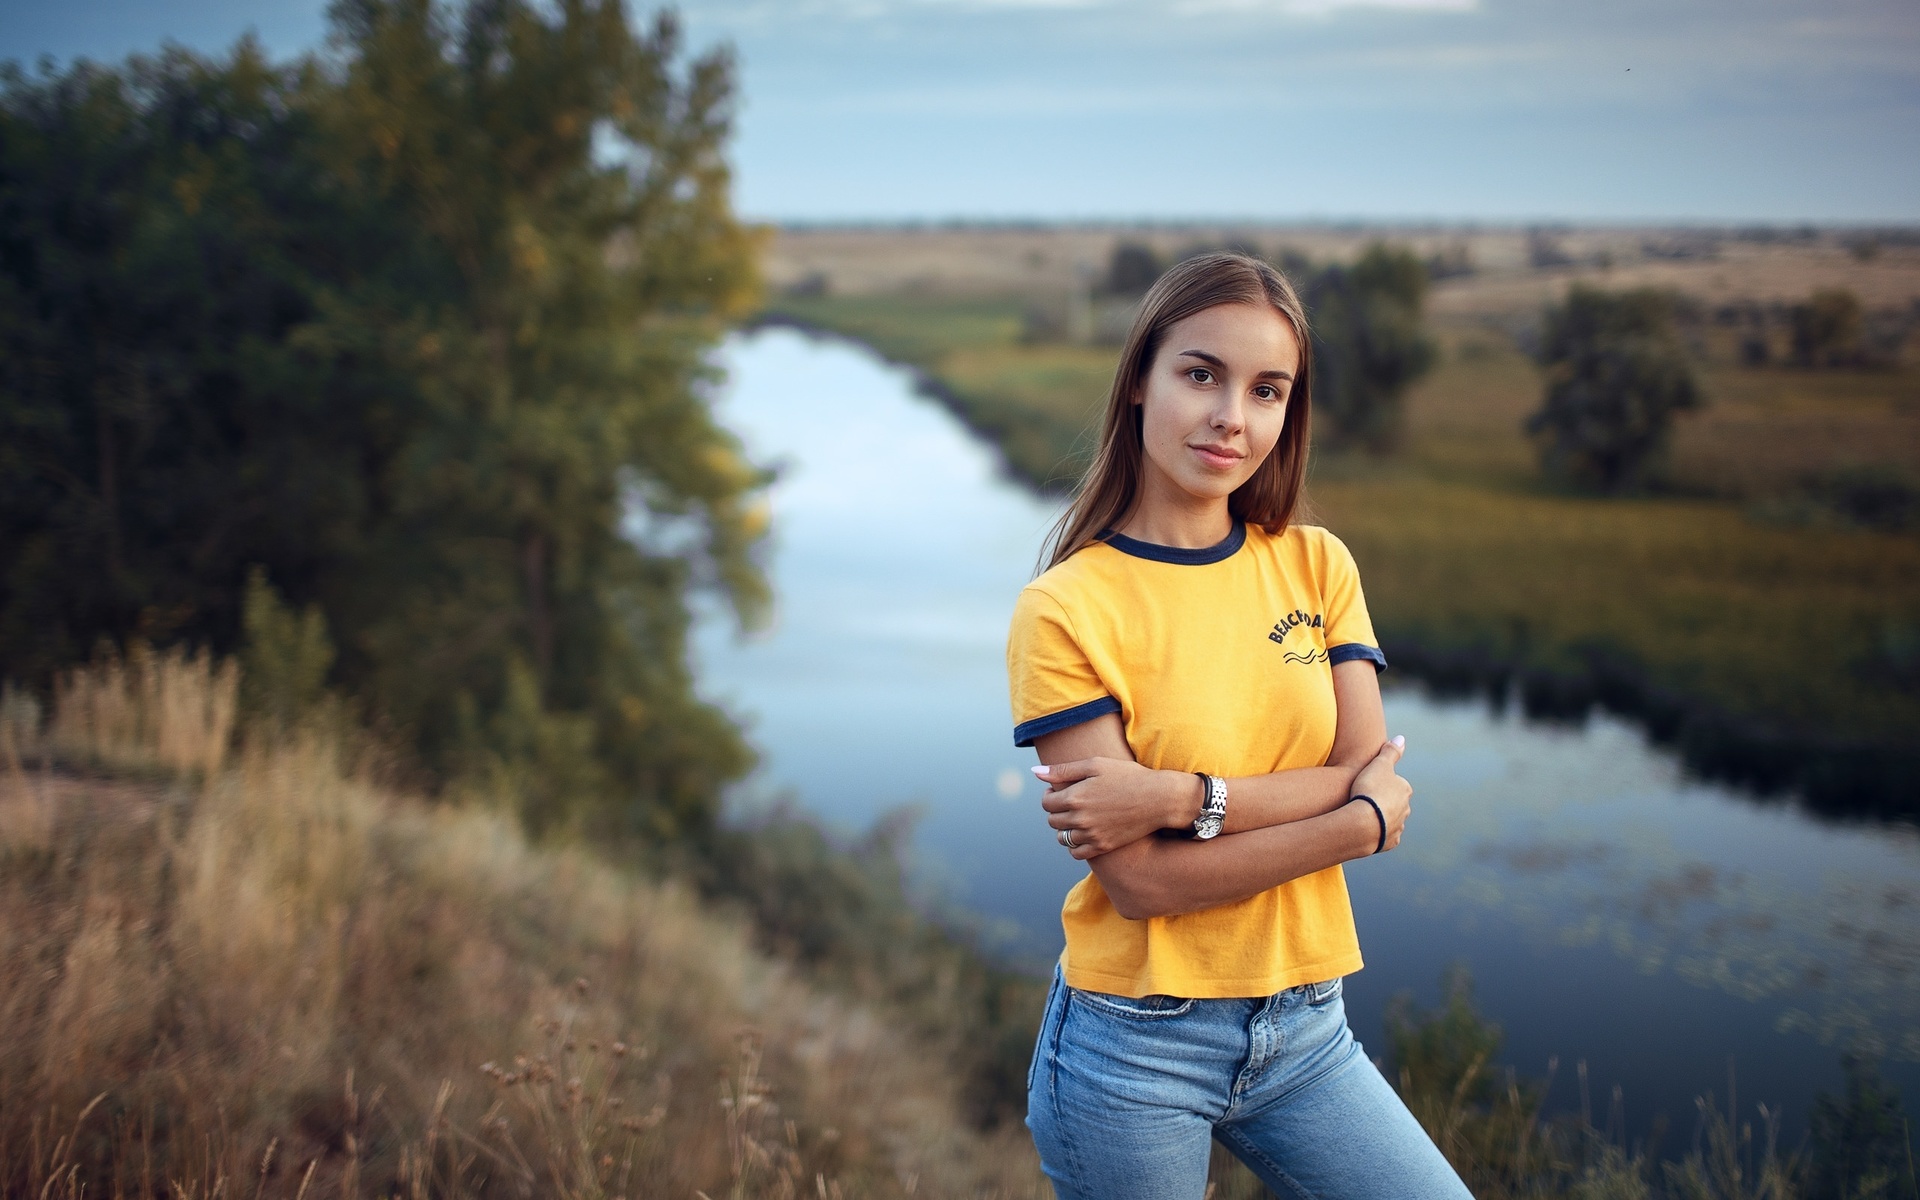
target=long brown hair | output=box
[1041,252,1315,571]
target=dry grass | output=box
[0,648,1046,1198]
[765,225,1920,312]
[46,643,238,779]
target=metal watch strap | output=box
[1189,772,1227,840]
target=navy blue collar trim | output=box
[1099,521,1246,565]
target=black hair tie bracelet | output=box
[1351,795,1387,855]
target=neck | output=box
[1116,478,1234,549]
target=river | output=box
[691,326,1920,1146]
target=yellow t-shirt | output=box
[1006,520,1386,999]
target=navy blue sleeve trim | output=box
[1327,643,1388,673]
[1014,696,1122,747]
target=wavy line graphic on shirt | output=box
[1282,648,1329,665]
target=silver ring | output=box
[1057,828,1075,849]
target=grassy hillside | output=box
[764,294,1920,815]
[0,648,1048,1198]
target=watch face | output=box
[1195,814,1224,840]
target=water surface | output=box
[693,327,1920,1144]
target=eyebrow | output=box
[1176,349,1295,382]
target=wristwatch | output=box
[1189,773,1227,840]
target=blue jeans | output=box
[1026,968,1473,1200]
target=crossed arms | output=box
[1030,659,1412,921]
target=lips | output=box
[1189,443,1245,470]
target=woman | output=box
[1006,252,1470,1199]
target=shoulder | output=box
[1246,523,1360,575]
[1018,542,1126,613]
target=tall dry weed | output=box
[48,643,237,778]
[0,652,1046,1198]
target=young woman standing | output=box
[1007,253,1471,1199]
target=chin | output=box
[1179,476,1244,503]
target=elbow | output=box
[1103,876,1178,921]
[1092,845,1190,921]
[1324,755,1367,781]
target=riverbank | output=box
[759,290,1920,818]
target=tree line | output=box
[0,0,768,840]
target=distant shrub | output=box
[1791,288,1866,367]
[1102,241,1165,296]
[1527,286,1703,493]
[1305,243,1438,451]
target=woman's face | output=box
[1133,301,1300,507]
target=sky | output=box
[2,0,1916,224]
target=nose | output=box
[1209,391,1246,435]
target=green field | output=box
[766,294,1920,814]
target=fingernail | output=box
[1391,735,1406,750]
[1031,765,1050,776]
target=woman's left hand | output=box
[1036,758,1195,860]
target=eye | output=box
[1253,383,1282,401]
[1187,367,1214,385]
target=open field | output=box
[766,223,1920,311]
[761,226,1920,813]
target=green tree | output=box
[1303,243,1436,451]
[1102,240,1163,296]
[1791,287,1865,367]
[1527,285,1702,493]
[0,0,768,839]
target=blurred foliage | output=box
[1387,967,1569,1197]
[0,0,768,838]
[696,803,1048,1129]
[1387,969,1917,1200]
[240,567,336,731]
[1792,289,1866,368]
[1806,1056,1919,1200]
[1529,286,1704,493]
[1325,467,1920,816]
[1102,240,1164,297]
[0,651,1048,1196]
[1296,242,1438,452]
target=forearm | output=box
[1091,799,1380,920]
[1195,763,1362,835]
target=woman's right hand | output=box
[1348,735,1411,853]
